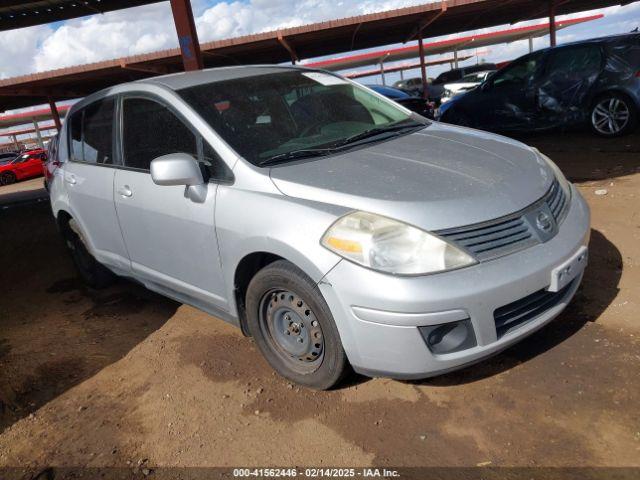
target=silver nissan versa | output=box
[49,66,590,389]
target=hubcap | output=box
[260,289,324,372]
[592,97,630,135]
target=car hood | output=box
[269,123,554,231]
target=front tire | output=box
[590,93,637,137]
[63,218,115,289]
[1,171,16,186]
[245,260,348,390]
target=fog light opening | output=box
[419,319,477,355]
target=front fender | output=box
[216,186,348,318]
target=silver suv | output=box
[49,66,590,389]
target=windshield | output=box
[178,70,421,165]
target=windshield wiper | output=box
[258,121,425,167]
[258,148,335,166]
[326,121,424,149]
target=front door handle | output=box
[117,185,133,198]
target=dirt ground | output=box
[0,132,639,472]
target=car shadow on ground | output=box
[0,202,179,432]
[413,228,621,387]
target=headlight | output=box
[321,211,476,275]
[531,147,572,200]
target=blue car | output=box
[439,33,640,137]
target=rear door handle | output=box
[117,185,133,198]
[65,174,76,185]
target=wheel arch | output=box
[233,251,284,336]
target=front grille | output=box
[546,179,568,222]
[438,179,569,261]
[494,279,576,339]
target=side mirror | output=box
[150,153,207,203]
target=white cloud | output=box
[0,24,50,79]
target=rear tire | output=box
[590,92,637,137]
[1,172,16,186]
[245,260,349,390]
[63,218,115,289]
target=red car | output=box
[0,148,48,186]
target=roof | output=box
[0,0,635,111]
[306,14,602,72]
[0,105,69,129]
[0,1,164,32]
[142,65,296,91]
[1,123,57,137]
[343,55,474,79]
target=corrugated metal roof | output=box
[0,1,165,31]
[0,0,635,111]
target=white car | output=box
[440,70,495,104]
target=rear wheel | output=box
[0,171,16,186]
[590,93,637,137]
[63,218,115,289]
[245,260,348,390]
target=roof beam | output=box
[404,1,447,43]
[0,88,82,97]
[509,0,570,25]
[119,60,170,75]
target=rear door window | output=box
[68,98,115,164]
[541,44,603,110]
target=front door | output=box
[113,96,228,310]
[479,50,547,131]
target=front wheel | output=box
[245,260,349,390]
[590,93,637,137]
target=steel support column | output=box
[454,49,459,69]
[380,60,386,85]
[529,36,534,52]
[549,1,557,47]
[11,134,19,150]
[418,32,429,100]
[48,97,62,132]
[32,118,44,148]
[169,0,203,71]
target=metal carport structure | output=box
[0,0,637,111]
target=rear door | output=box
[538,43,604,127]
[113,95,228,310]
[63,98,130,273]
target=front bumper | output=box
[319,184,591,379]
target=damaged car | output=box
[439,33,640,137]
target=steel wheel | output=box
[259,289,324,374]
[591,96,631,136]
